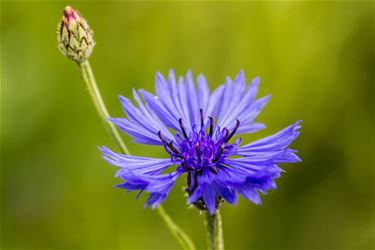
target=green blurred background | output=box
[1,1,374,249]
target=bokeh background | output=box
[1,1,374,249]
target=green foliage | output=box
[1,1,373,249]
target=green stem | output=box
[205,210,224,250]
[78,59,195,250]
[79,60,130,155]
[156,206,196,250]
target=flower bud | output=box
[57,6,95,63]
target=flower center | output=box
[158,110,240,192]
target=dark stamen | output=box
[196,168,203,175]
[213,146,224,162]
[195,143,202,163]
[224,128,230,142]
[187,172,195,193]
[158,131,179,154]
[168,140,180,155]
[182,161,194,171]
[179,118,188,139]
[158,131,168,144]
[225,119,240,143]
[209,166,218,174]
[200,109,204,130]
[209,116,214,137]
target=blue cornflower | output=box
[99,70,301,214]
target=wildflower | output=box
[100,70,301,214]
[57,6,94,63]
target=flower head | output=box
[57,6,94,63]
[100,70,301,214]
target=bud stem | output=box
[77,59,195,250]
[156,205,196,250]
[79,60,130,155]
[205,210,224,250]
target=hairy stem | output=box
[205,210,224,250]
[78,59,195,250]
[156,206,196,250]
[79,60,130,155]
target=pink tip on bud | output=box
[63,6,80,24]
[57,6,94,63]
